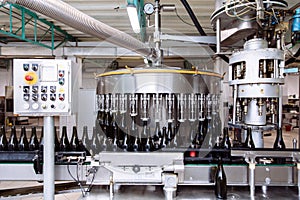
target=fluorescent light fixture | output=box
[127,5,141,33]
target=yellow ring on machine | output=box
[96,67,223,79]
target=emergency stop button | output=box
[25,75,33,81]
[24,72,38,85]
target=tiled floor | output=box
[0,128,299,199]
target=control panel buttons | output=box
[41,94,47,101]
[32,86,38,93]
[25,75,34,81]
[23,64,29,71]
[23,104,30,110]
[50,86,56,93]
[24,72,38,85]
[59,94,65,101]
[41,104,47,109]
[32,64,38,71]
[51,104,55,109]
[32,103,39,110]
[41,86,47,93]
[50,94,56,101]
[32,94,38,101]
[59,104,65,110]
[58,78,65,85]
[58,70,65,77]
[23,86,29,93]
[23,94,30,101]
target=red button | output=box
[189,151,196,157]
[25,75,33,81]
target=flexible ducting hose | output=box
[2,0,155,59]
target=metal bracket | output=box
[0,3,75,49]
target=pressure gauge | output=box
[144,3,154,15]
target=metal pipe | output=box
[3,0,154,59]
[43,116,55,200]
[216,19,221,54]
[249,162,256,197]
[297,163,300,196]
[154,0,162,66]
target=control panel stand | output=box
[13,59,75,200]
[44,116,55,200]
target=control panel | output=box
[13,59,74,116]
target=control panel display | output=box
[13,59,73,116]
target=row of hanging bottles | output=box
[0,125,87,154]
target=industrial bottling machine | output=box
[1,0,300,199]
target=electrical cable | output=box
[174,8,195,27]
[179,0,229,63]
[286,47,300,65]
[76,162,86,197]
[174,8,212,30]
[67,163,85,197]
[86,167,97,192]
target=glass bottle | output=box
[160,127,167,149]
[70,126,79,151]
[198,120,205,147]
[140,121,148,151]
[129,117,138,151]
[221,127,231,161]
[221,127,231,149]
[19,126,29,151]
[122,132,128,151]
[273,128,285,149]
[82,126,90,151]
[0,126,8,151]
[39,127,44,151]
[215,158,227,199]
[167,122,173,144]
[8,126,18,151]
[244,127,255,149]
[153,121,161,149]
[206,118,213,149]
[54,127,60,152]
[59,126,70,151]
[91,128,101,154]
[132,136,140,152]
[273,127,286,164]
[112,121,119,152]
[189,121,197,147]
[29,127,39,151]
[145,127,153,152]
[170,125,178,148]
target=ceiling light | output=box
[127,5,141,34]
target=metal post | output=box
[298,163,300,196]
[249,161,256,197]
[298,75,300,149]
[154,0,162,66]
[44,116,55,200]
[278,87,283,128]
[232,84,237,124]
[216,18,221,54]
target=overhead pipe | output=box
[1,0,155,59]
[180,0,229,63]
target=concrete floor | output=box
[0,128,299,200]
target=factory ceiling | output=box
[0,1,298,44]
[0,0,299,67]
